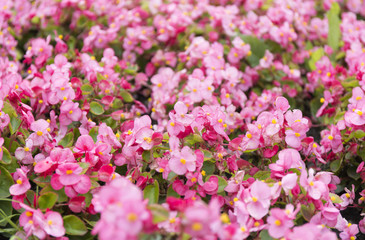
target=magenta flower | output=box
[169,146,197,175]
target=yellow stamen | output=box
[127,213,138,222]
[192,222,202,231]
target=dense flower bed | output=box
[1,0,365,239]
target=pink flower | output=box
[269,149,305,178]
[56,163,83,185]
[98,123,122,148]
[9,167,31,196]
[172,101,193,126]
[92,177,151,240]
[300,168,328,200]
[183,200,220,238]
[285,122,308,148]
[320,125,343,153]
[134,127,155,150]
[169,146,197,175]
[74,135,95,153]
[286,223,337,240]
[59,101,82,126]
[244,181,271,219]
[43,211,65,237]
[29,119,50,146]
[267,208,294,238]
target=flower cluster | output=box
[0,0,365,240]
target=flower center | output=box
[192,222,202,231]
[275,220,281,226]
[127,213,138,222]
[66,170,73,175]
[180,159,186,165]
[36,131,43,136]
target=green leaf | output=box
[167,185,180,198]
[32,176,51,188]
[253,171,271,180]
[144,181,159,204]
[308,48,324,71]
[59,132,74,148]
[327,2,341,52]
[63,215,87,236]
[40,185,68,203]
[334,111,345,122]
[2,102,17,118]
[0,166,13,198]
[1,147,12,164]
[329,193,343,204]
[342,80,359,88]
[330,159,341,172]
[81,84,93,95]
[239,34,268,67]
[202,149,213,160]
[354,130,365,139]
[300,203,315,221]
[9,117,21,135]
[89,127,98,142]
[347,167,360,180]
[184,134,204,146]
[148,204,169,224]
[124,65,138,75]
[89,102,105,115]
[112,98,123,109]
[142,151,151,162]
[120,89,134,103]
[39,192,58,209]
[259,230,274,240]
[202,161,215,176]
[0,200,13,227]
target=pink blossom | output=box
[9,167,31,196]
[267,208,294,238]
[169,146,197,175]
[244,181,271,219]
[56,163,83,185]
